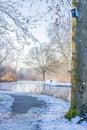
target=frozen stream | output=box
[0,80,71,101]
[11,94,46,113]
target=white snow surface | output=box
[0,92,87,130]
[0,93,14,116]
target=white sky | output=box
[31,24,50,43]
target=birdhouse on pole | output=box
[71,8,79,18]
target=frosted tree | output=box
[25,44,59,81]
[0,0,41,66]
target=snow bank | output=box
[0,81,71,101]
[0,93,14,115]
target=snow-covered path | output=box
[0,92,87,130]
[11,94,46,113]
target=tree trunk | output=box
[66,0,87,120]
[42,72,46,81]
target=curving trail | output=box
[11,94,46,113]
[0,92,87,130]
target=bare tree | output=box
[25,44,59,81]
[0,0,71,75]
[0,0,71,41]
[48,24,71,79]
[0,41,9,65]
[0,0,40,71]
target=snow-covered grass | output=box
[0,92,87,130]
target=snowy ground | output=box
[0,92,87,130]
[0,93,14,116]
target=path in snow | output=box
[0,93,87,130]
[11,94,46,113]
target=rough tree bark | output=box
[66,0,87,120]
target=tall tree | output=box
[66,0,87,119]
